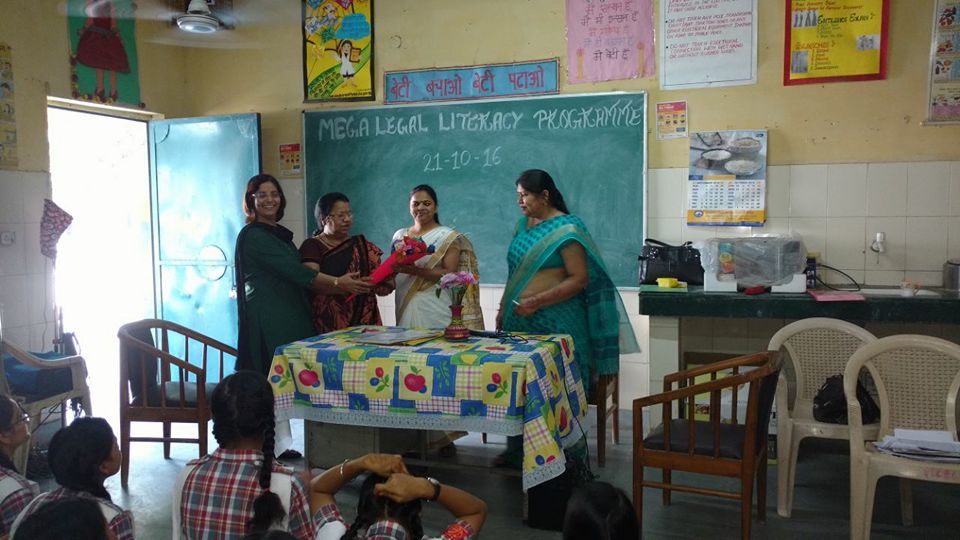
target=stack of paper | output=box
[350,328,442,346]
[873,429,960,463]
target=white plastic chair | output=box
[768,318,879,517]
[0,338,93,473]
[845,334,960,540]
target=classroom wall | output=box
[180,0,960,169]
[0,0,190,347]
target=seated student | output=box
[242,532,297,540]
[13,496,114,540]
[10,417,133,539]
[562,481,639,540]
[174,371,317,539]
[311,453,487,540]
[0,397,39,536]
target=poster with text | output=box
[0,43,17,169]
[660,0,758,90]
[303,0,374,102]
[67,0,142,108]
[565,0,655,83]
[784,0,889,85]
[687,130,767,226]
[656,101,688,139]
[928,1,960,122]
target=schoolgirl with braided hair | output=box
[0,396,38,535]
[173,370,318,539]
[10,417,134,539]
[311,453,487,540]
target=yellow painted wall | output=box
[181,0,959,171]
[3,0,958,173]
[0,0,189,172]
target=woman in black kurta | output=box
[235,175,371,375]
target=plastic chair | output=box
[633,352,781,540]
[845,335,960,540]
[0,338,93,473]
[768,318,879,518]
[117,319,236,487]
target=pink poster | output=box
[565,0,655,84]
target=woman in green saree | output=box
[496,169,639,468]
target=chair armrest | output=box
[664,352,770,385]
[119,337,206,377]
[634,369,759,411]
[2,339,86,368]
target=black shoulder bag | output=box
[638,238,704,285]
[812,374,881,424]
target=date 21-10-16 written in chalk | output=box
[422,146,502,173]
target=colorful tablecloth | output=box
[269,326,589,490]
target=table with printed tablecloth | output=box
[268,326,588,490]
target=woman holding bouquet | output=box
[392,185,484,330]
[495,169,639,468]
[300,192,395,334]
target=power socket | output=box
[0,231,14,246]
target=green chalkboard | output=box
[302,92,646,286]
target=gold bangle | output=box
[333,277,339,288]
[338,458,349,479]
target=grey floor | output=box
[35,416,959,539]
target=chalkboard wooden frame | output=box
[302,92,646,286]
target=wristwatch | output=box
[425,476,441,502]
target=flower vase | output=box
[444,304,470,341]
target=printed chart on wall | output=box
[0,42,16,169]
[784,0,889,85]
[687,130,766,227]
[660,0,758,90]
[929,0,960,122]
[302,0,374,101]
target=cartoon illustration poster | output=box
[67,0,142,108]
[303,0,374,102]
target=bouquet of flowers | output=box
[436,271,478,305]
[368,236,435,285]
[345,236,434,302]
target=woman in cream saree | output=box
[392,185,484,330]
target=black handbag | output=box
[638,238,704,285]
[812,374,880,424]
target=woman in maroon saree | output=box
[300,192,395,333]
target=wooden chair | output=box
[593,372,619,467]
[117,319,236,487]
[0,338,93,473]
[633,352,781,540]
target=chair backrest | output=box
[118,319,237,408]
[844,335,960,441]
[768,318,876,407]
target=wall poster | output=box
[928,1,960,122]
[383,59,559,104]
[565,0,655,83]
[656,100,688,140]
[302,0,374,102]
[687,130,767,227]
[784,0,889,85]
[660,0,758,90]
[67,0,143,108]
[0,42,17,169]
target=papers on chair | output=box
[349,328,443,346]
[873,429,960,462]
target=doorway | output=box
[47,106,154,426]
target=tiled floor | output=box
[35,417,959,539]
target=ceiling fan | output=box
[174,0,234,34]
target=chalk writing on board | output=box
[315,98,644,142]
[422,147,503,173]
